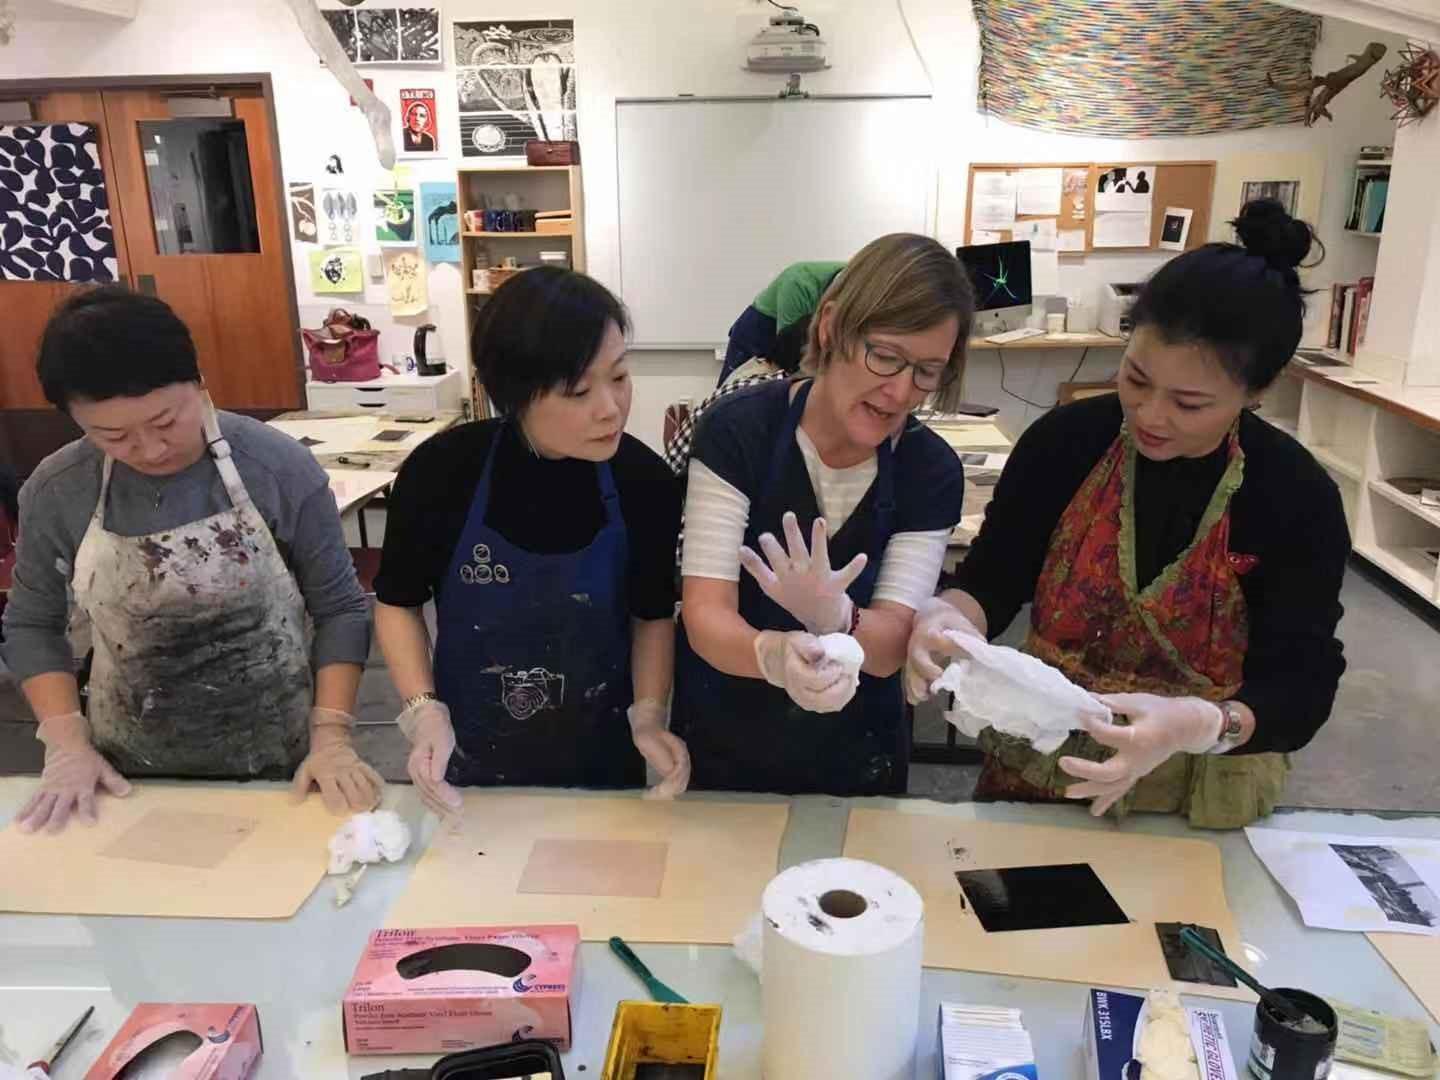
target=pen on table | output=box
[27,1005,93,1077]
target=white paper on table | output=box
[1094,164,1157,212]
[1030,250,1060,296]
[970,229,1001,245]
[1016,168,1063,216]
[972,172,1018,231]
[1245,827,1440,935]
[1057,228,1087,253]
[1092,211,1152,248]
[1013,218,1057,251]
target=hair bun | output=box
[1233,198,1313,271]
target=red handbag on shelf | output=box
[302,308,381,383]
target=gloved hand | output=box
[291,707,385,815]
[739,512,867,635]
[754,630,856,714]
[15,712,131,833]
[904,596,987,704]
[1059,693,1223,816]
[398,697,463,817]
[628,699,691,800]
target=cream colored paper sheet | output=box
[0,784,336,919]
[385,794,789,943]
[1368,933,1440,1023]
[842,810,1252,1001]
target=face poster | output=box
[309,247,363,294]
[398,88,441,158]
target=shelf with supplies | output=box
[458,163,586,420]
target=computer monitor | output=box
[956,240,1033,333]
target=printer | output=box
[1099,282,1143,339]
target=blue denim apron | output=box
[673,380,907,795]
[434,424,640,787]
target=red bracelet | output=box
[849,602,861,635]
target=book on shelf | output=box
[1327,279,1377,355]
[1354,276,1374,353]
[1328,283,1350,350]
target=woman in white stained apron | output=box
[2,288,380,832]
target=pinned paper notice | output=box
[1093,212,1152,248]
[1057,229,1087,253]
[1017,168,1063,216]
[972,173,1018,232]
[1013,218,1057,252]
[1031,250,1060,296]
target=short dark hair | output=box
[471,267,629,416]
[1130,199,1320,393]
[37,286,200,410]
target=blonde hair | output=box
[803,233,975,410]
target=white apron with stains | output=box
[72,398,312,778]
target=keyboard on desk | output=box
[986,327,1048,344]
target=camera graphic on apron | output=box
[500,667,566,721]
[459,542,511,586]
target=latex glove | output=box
[15,712,131,833]
[739,511,867,635]
[1059,693,1223,816]
[754,629,856,714]
[628,699,691,800]
[398,697,463,817]
[291,707,385,815]
[904,596,987,704]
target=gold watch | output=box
[1208,701,1245,755]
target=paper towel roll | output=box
[761,857,924,1080]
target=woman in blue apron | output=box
[673,234,974,795]
[374,268,688,814]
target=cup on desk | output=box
[1046,313,1067,334]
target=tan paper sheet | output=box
[518,838,670,898]
[1368,933,1440,1023]
[0,784,336,919]
[385,794,789,943]
[843,810,1253,1001]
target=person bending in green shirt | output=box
[718,261,844,386]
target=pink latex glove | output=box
[398,698,463,817]
[290,707,385,815]
[903,596,987,704]
[754,630,856,714]
[628,699,691,800]
[1059,693,1224,816]
[15,712,131,833]
[739,512,867,635]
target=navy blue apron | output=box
[433,424,641,788]
[673,380,907,795]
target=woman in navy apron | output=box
[673,234,974,796]
[373,268,688,814]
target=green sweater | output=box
[752,261,845,330]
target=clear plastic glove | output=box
[398,697,463,817]
[628,699,691,800]
[291,707,385,815]
[904,595,987,704]
[739,511,867,635]
[754,629,856,714]
[15,712,131,833]
[1059,693,1223,816]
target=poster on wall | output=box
[454,20,577,158]
[385,248,428,315]
[1240,180,1299,216]
[1159,207,1193,251]
[0,123,119,283]
[373,189,416,245]
[318,188,360,245]
[309,247,364,293]
[1094,165,1157,212]
[419,181,459,263]
[320,6,442,66]
[397,88,441,158]
[288,182,318,243]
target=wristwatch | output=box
[1208,700,1246,755]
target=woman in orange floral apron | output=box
[906,200,1350,829]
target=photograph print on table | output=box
[1095,165,1157,212]
[1331,844,1440,929]
[319,6,442,66]
[0,122,119,283]
[1240,180,1300,216]
[398,87,441,158]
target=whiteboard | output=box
[616,96,936,348]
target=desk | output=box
[2,780,1435,1079]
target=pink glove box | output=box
[342,925,580,1055]
[84,1003,262,1080]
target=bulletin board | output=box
[964,161,1217,254]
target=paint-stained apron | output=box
[432,422,640,788]
[974,428,1289,829]
[72,398,312,778]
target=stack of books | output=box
[1328,277,1375,356]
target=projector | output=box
[746,10,829,73]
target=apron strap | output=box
[596,458,621,525]
[764,379,813,495]
[201,394,252,510]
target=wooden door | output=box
[101,87,302,410]
[0,90,132,411]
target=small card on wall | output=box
[1159,206,1193,251]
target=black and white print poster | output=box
[454,20,577,158]
[320,5,441,66]
[0,123,119,283]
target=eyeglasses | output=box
[863,340,955,392]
